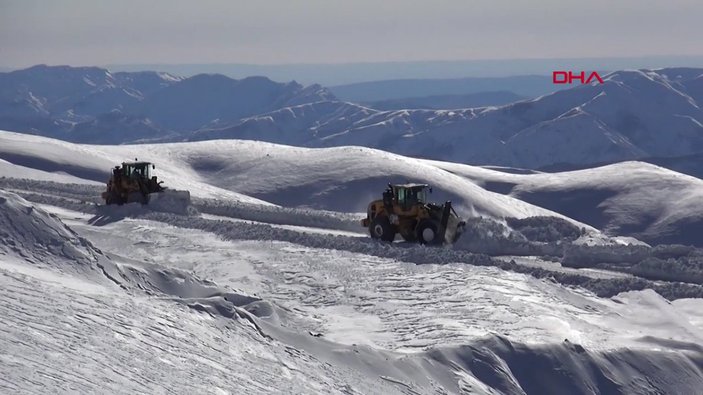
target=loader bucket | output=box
[439,201,466,244]
[443,215,466,244]
[147,189,193,215]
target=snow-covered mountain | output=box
[4,65,702,170]
[196,68,703,169]
[0,65,332,143]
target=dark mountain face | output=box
[0,65,333,143]
[68,110,167,145]
[137,75,330,131]
[0,65,116,103]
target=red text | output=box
[553,71,604,84]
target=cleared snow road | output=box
[56,210,703,354]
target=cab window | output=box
[417,188,427,203]
[396,187,406,204]
[406,188,421,205]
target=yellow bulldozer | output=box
[101,160,191,209]
[361,183,466,245]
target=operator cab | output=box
[392,183,431,208]
[121,161,155,180]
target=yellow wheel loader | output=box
[361,183,466,245]
[101,160,190,209]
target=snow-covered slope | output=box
[0,191,394,393]
[3,184,703,394]
[426,159,703,246]
[0,130,582,222]
[3,124,703,393]
[0,189,102,271]
[4,129,703,247]
[0,130,271,204]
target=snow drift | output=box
[0,189,100,268]
[0,189,264,317]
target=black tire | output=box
[369,216,396,242]
[416,219,441,245]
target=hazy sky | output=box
[1,0,702,67]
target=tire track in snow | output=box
[141,212,703,301]
[4,177,703,300]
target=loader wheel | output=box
[369,216,396,242]
[416,220,440,245]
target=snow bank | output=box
[0,189,99,267]
[6,177,703,300]
[0,188,265,320]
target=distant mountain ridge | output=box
[103,55,703,85]
[0,64,333,143]
[193,67,703,169]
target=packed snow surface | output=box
[2,129,703,393]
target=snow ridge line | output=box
[141,212,703,301]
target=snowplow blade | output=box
[439,201,466,245]
[147,189,193,215]
[443,215,466,244]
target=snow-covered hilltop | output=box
[425,158,703,247]
[2,130,703,248]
